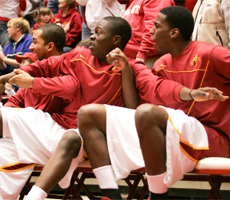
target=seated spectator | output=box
[15,52,37,67]
[77,6,230,200]
[23,0,46,28]
[0,17,32,75]
[192,0,230,49]
[53,0,82,52]
[0,0,26,48]
[32,7,54,31]
[4,52,37,96]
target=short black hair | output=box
[36,24,66,52]
[160,6,194,41]
[103,16,132,50]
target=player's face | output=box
[89,19,115,62]
[151,12,172,55]
[29,29,49,60]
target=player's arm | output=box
[107,48,140,108]
[8,69,79,100]
[179,87,229,102]
[0,72,17,100]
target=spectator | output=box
[53,0,82,52]
[32,7,54,31]
[192,0,230,49]
[77,0,125,39]
[23,0,46,28]
[122,0,175,69]
[0,17,32,75]
[0,0,26,48]
[15,52,37,67]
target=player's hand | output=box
[190,87,229,102]
[8,69,34,88]
[106,48,130,71]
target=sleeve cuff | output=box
[31,78,41,93]
[136,52,148,60]
[173,84,184,102]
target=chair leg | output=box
[124,173,148,200]
[62,171,80,200]
[18,175,33,200]
[125,173,142,199]
[71,172,100,200]
[207,175,223,200]
[138,174,148,200]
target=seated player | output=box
[0,16,148,200]
[78,6,230,200]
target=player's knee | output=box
[135,104,160,133]
[78,104,105,135]
[78,104,98,128]
[59,130,82,158]
[135,104,159,123]
[136,104,168,138]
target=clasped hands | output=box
[8,69,34,88]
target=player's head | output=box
[160,6,194,41]
[151,6,194,55]
[30,24,65,60]
[89,17,131,61]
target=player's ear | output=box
[170,28,179,39]
[113,35,121,46]
[47,42,55,51]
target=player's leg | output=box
[78,104,122,199]
[135,104,168,199]
[0,138,34,200]
[26,130,82,199]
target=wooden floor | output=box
[18,180,230,200]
